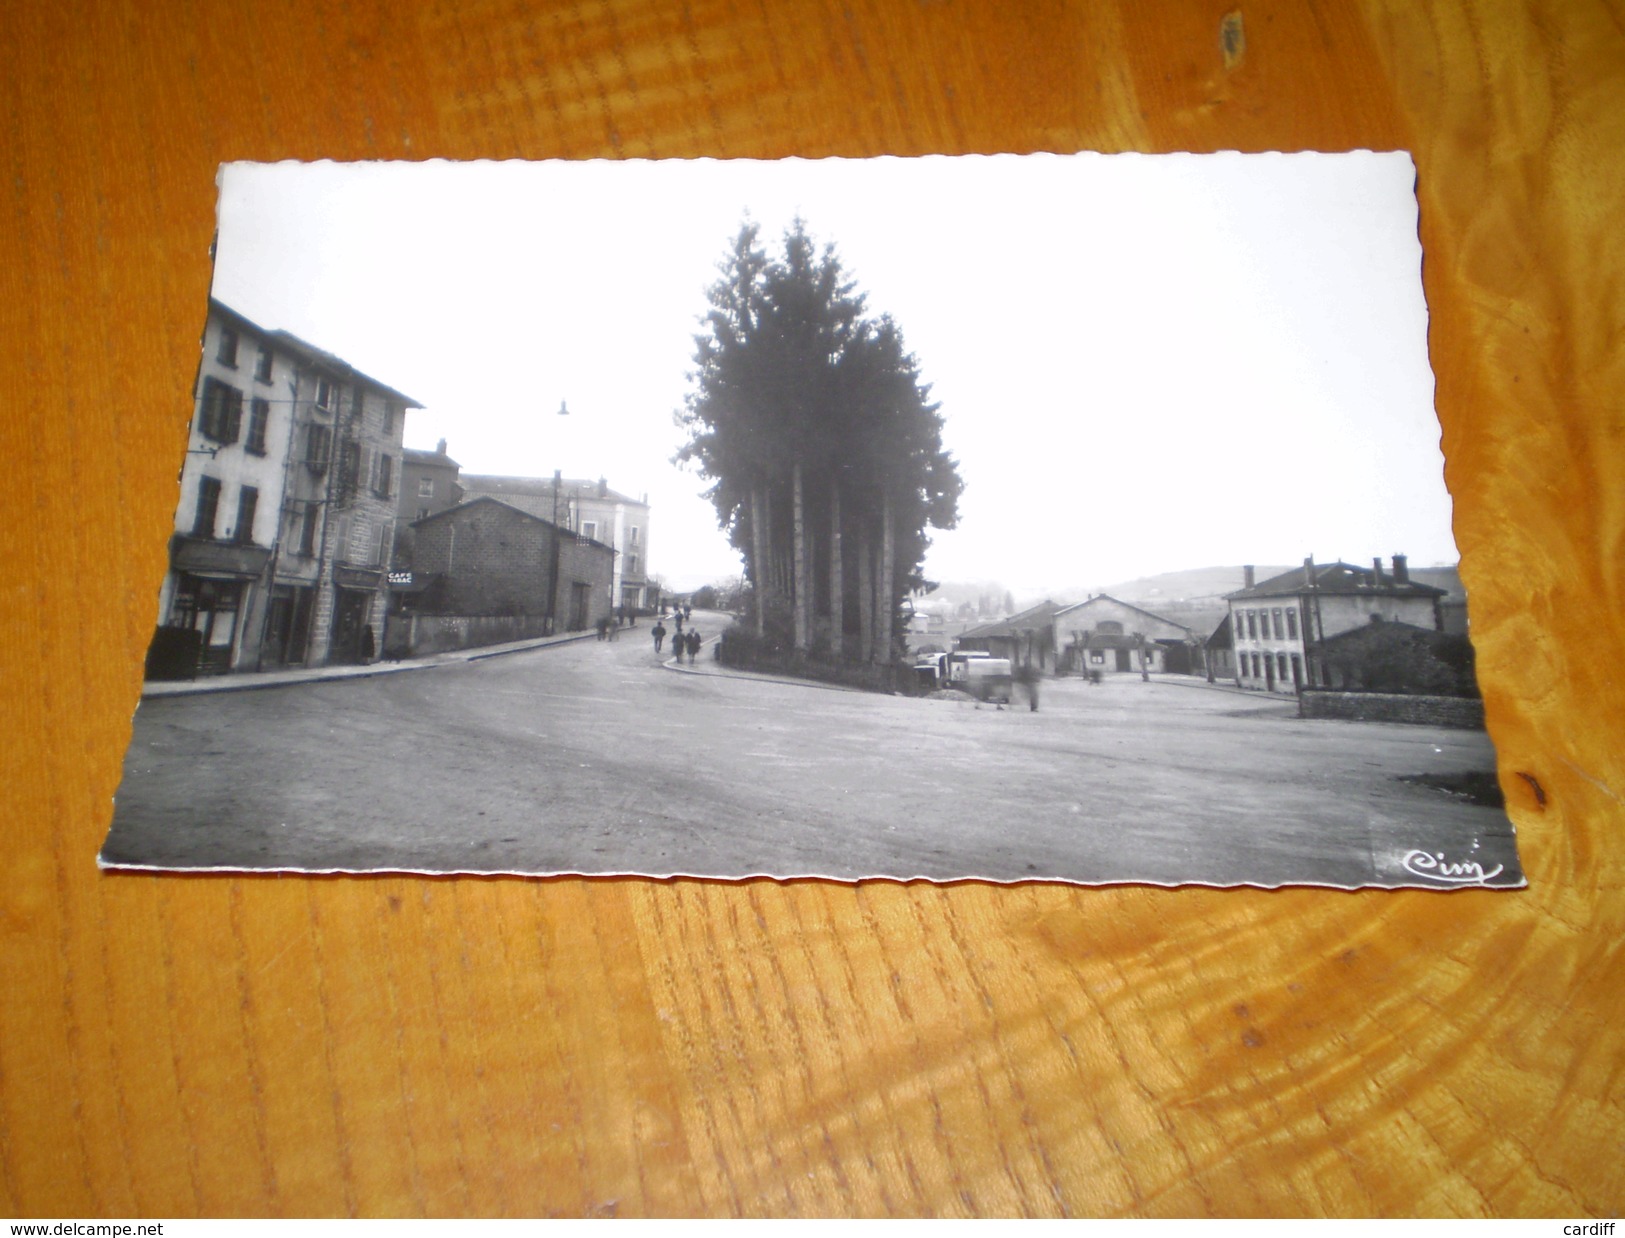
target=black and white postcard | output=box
[102,153,1523,889]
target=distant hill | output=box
[941,562,1463,636]
[1092,566,1294,605]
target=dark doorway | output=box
[1115,648,1132,672]
[263,585,314,667]
[331,588,371,664]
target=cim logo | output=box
[1400,849,1505,885]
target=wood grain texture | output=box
[2,0,1621,1217]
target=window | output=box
[382,403,401,437]
[1286,607,1299,640]
[245,398,270,455]
[626,554,640,577]
[418,477,435,498]
[199,377,243,444]
[216,327,239,367]
[1096,620,1123,635]
[1272,608,1284,639]
[373,452,394,499]
[1250,652,1262,678]
[417,506,431,521]
[1246,611,1257,640]
[313,377,336,413]
[254,349,273,383]
[581,520,598,541]
[1277,652,1288,681]
[234,486,259,544]
[629,525,640,547]
[305,424,332,471]
[193,477,221,537]
[1089,650,1105,665]
[1291,653,1303,685]
[298,504,320,557]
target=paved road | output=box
[104,612,1522,888]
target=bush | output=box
[717,624,920,694]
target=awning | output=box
[334,564,384,590]
[170,534,272,579]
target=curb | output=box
[142,629,604,699]
[660,642,864,694]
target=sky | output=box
[210,153,1455,596]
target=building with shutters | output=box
[147,299,421,678]
[1223,556,1447,693]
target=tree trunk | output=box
[873,490,894,663]
[856,522,873,666]
[828,479,844,661]
[749,484,767,637]
[791,461,808,652]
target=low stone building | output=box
[1315,619,1478,697]
[389,498,614,653]
[459,474,653,612]
[955,601,1067,671]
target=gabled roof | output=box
[207,298,424,408]
[1053,593,1193,635]
[1226,561,1446,601]
[403,446,461,469]
[459,474,647,509]
[1206,612,1233,647]
[410,496,614,553]
[958,600,1067,640]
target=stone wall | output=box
[1298,689,1485,729]
[383,612,552,658]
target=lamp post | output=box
[546,400,568,635]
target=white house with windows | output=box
[457,474,653,612]
[1224,556,1447,693]
[149,299,420,677]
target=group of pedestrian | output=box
[653,621,702,663]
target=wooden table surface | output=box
[3,0,1621,1218]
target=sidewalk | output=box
[142,628,603,698]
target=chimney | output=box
[1243,565,1255,589]
[436,438,447,455]
[1392,554,1409,584]
[1303,556,1315,587]
[598,477,608,498]
[1372,557,1385,587]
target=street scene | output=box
[105,608,1518,888]
[102,154,1525,890]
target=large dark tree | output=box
[676,219,962,663]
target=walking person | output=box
[687,629,701,664]
[652,620,667,655]
[1016,661,1040,711]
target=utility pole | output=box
[547,468,562,635]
